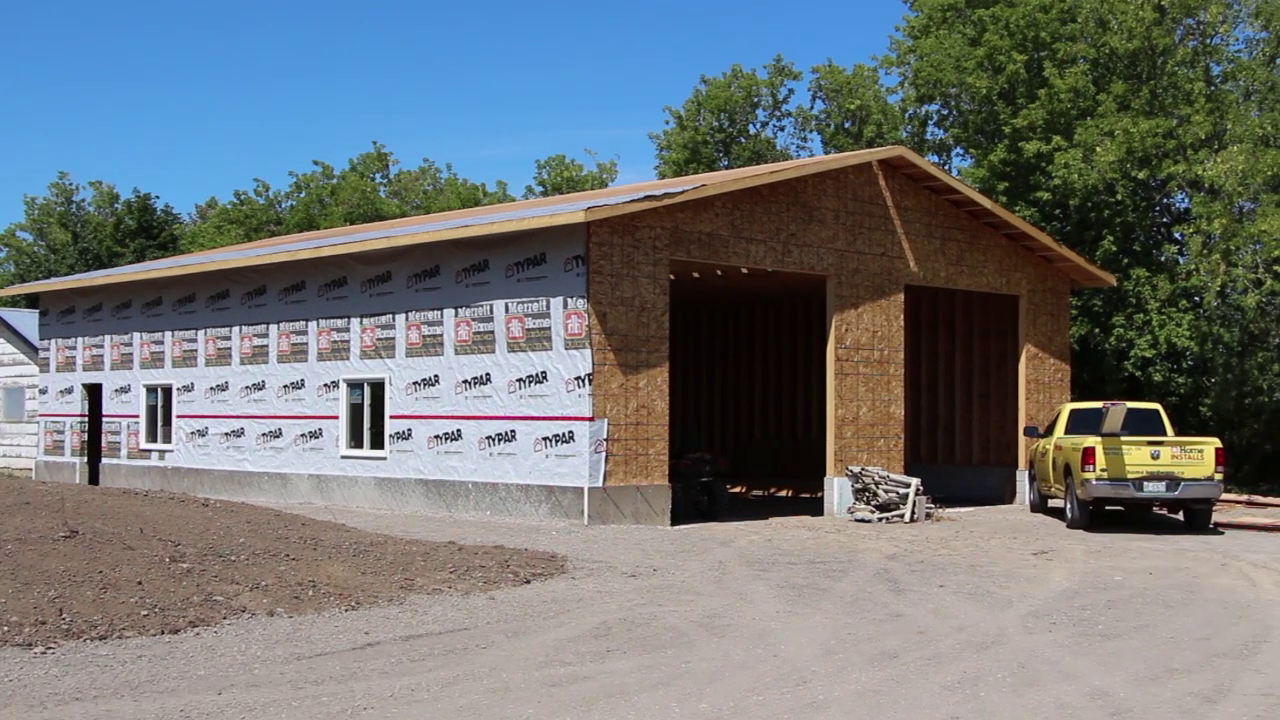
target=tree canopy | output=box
[880,0,1280,484]
[0,145,615,299]
[0,174,185,296]
[523,150,619,199]
[648,54,904,178]
[181,142,521,254]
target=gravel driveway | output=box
[4,503,1278,719]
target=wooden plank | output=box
[0,364,38,379]
[0,433,39,445]
[1215,517,1280,531]
[825,276,836,476]
[1017,292,1028,469]
[1220,493,1280,508]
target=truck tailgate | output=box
[1099,437,1219,479]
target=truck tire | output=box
[1063,472,1092,530]
[1028,469,1048,514]
[1184,506,1214,532]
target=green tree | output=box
[650,54,808,178]
[882,0,1280,484]
[649,54,904,178]
[3,142,620,297]
[0,173,184,308]
[799,59,905,154]
[523,149,619,199]
[182,142,516,252]
[183,179,288,253]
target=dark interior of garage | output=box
[668,260,827,521]
[904,285,1021,504]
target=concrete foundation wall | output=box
[33,460,671,526]
[905,463,1018,505]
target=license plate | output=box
[1142,481,1168,493]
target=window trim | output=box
[139,381,176,451]
[339,375,389,459]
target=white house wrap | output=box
[35,231,605,488]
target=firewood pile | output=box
[846,466,936,523]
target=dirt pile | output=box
[0,478,566,648]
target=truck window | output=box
[1063,407,1170,437]
[1043,411,1060,435]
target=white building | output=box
[0,308,40,473]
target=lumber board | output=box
[1219,493,1280,508]
[1214,516,1280,531]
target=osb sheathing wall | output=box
[588,162,1072,486]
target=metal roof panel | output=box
[0,307,40,346]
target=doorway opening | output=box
[669,260,828,522]
[904,285,1020,504]
[81,383,103,487]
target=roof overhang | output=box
[0,145,1114,297]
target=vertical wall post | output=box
[1017,292,1028,464]
[825,274,837,477]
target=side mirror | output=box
[1023,425,1042,439]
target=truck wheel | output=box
[1063,472,1092,530]
[1184,506,1214,532]
[1028,470,1048,514]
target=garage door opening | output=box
[669,260,827,522]
[904,285,1020,504]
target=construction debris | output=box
[845,466,937,523]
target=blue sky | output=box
[0,0,907,226]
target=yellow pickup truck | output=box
[1023,401,1225,531]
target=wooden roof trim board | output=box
[582,145,906,223]
[877,152,1114,288]
[0,145,1115,297]
[0,208,597,297]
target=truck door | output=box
[1033,411,1060,488]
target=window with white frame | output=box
[1,386,26,422]
[340,377,387,457]
[141,382,174,449]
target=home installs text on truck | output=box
[1023,401,1225,531]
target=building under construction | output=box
[1,146,1114,524]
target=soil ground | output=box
[3,493,1280,719]
[0,479,564,648]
